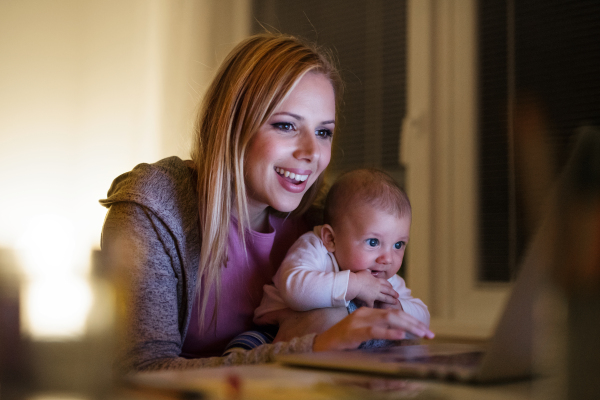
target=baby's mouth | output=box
[275,167,309,184]
[371,270,385,278]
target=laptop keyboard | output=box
[386,351,485,367]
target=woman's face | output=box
[245,72,335,217]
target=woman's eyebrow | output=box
[272,112,335,125]
[272,111,303,120]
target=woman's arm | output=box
[271,307,349,343]
[272,306,434,351]
[102,202,185,371]
[313,307,434,351]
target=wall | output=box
[0,0,250,268]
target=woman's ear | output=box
[320,224,336,252]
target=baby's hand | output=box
[375,299,403,311]
[347,270,399,307]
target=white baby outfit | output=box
[254,225,430,326]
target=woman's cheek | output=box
[321,142,333,169]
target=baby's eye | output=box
[272,122,295,131]
[394,241,405,250]
[316,129,333,139]
[367,238,379,247]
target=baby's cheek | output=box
[346,255,369,273]
[396,254,406,270]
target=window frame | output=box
[402,0,511,338]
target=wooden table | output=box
[126,362,549,400]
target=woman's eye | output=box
[272,122,295,131]
[367,238,379,247]
[394,241,405,250]
[316,129,333,139]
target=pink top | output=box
[181,213,307,357]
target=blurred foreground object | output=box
[553,126,600,399]
[513,93,556,236]
[554,126,600,292]
[0,249,31,397]
[0,248,116,399]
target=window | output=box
[478,0,600,282]
[252,0,407,178]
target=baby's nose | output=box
[376,250,392,264]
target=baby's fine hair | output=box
[323,168,411,228]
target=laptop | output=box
[277,128,600,383]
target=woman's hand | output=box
[312,307,434,352]
[272,307,349,343]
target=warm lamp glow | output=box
[16,214,95,340]
[16,213,89,279]
[21,278,93,340]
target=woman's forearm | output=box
[273,307,349,343]
[125,334,317,372]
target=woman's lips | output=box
[274,167,312,194]
[275,171,309,193]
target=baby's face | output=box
[330,204,410,280]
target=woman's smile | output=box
[274,167,312,193]
[274,167,310,183]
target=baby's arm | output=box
[379,275,430,326]
[346,270,400,308]
[275,232,351,310]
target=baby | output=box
[254,168,429,327]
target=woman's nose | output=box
[293,129,319,162]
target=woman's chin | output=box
[271,205,300,213]
[270,199,303,214]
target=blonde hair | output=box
[191,33,342,330]
[324,168,411,228]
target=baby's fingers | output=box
[378,284,399,298]
[376,292,399,305]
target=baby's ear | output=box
[320,224,336,252]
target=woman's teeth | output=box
[275,167,308,182]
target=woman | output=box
[100,33,433,372]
